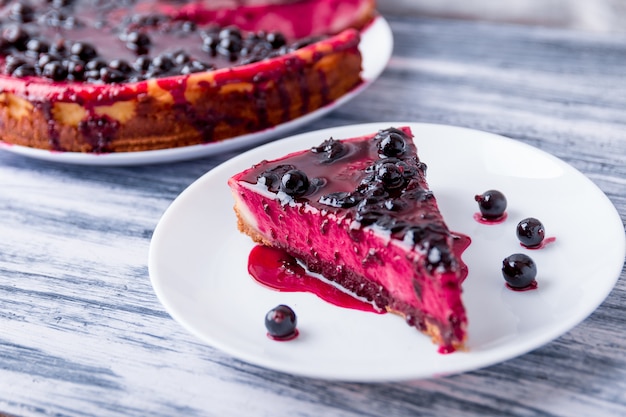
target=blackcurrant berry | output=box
[377,129,406,157]
[355,202,385,226]
[70,42,98,61]
[376,162,404,189]
[42,61,68,81]
[108,59,132,74]
[172,50,191,65]
[280,169,309,197]
[99,67,126,83]
[84,58,107,73]
[37,53,61,70]
[502,253,537,289]
[517,217,545,247]
[26,39,50,56]
[180,60,212,75]
[265,305,297,339]
[5,55,27,74]
[124,31,151,54]
[219,26,242,40]
[217,36,242,58]
[2,25,29,49]
[9,2,35,23]
[474,190,507,219]
[266,31,286,49]
[133,56,152,72]
[12,63,36,77]
[318,191,361,208]
[49,39,69,56]
[201,33,219,54]
[150,54,174,73]
[64,59,85,81]
[311,138,347,162]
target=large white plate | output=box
[0,17,392,166]
[148,122,625,381]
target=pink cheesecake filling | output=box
[234,187,467,340]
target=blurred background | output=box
[379,0,626,33]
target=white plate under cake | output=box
[149,122,625,381]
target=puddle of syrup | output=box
[521,236,556,250]
[506,280,538,292]
[248,245,383,314]
[473,212,508,225]
[267,329,299,341]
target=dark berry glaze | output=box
[239,127,462,273]
[0,0,329,84]
[232,127,470,350]
[506,280,538,292]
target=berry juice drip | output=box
[520,236,556,250]
[452,232,471,283]
[506,281,538,292]
[248,245,384,314]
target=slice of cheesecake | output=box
[228,126,469,352]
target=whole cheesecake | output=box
[228,126,469,352]
[0,0,375,153]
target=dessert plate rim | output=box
[0,16,393,166]
[148,122,625,381]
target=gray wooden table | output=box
[1,14,625,417]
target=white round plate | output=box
[148,122,625,381]
[0,17,392,166]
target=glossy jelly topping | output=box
[241,127,461,273]
[0,0,325,84]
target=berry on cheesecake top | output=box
[0,0,325,84]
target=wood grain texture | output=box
[0,15,625,417]
[377,0,626,32]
